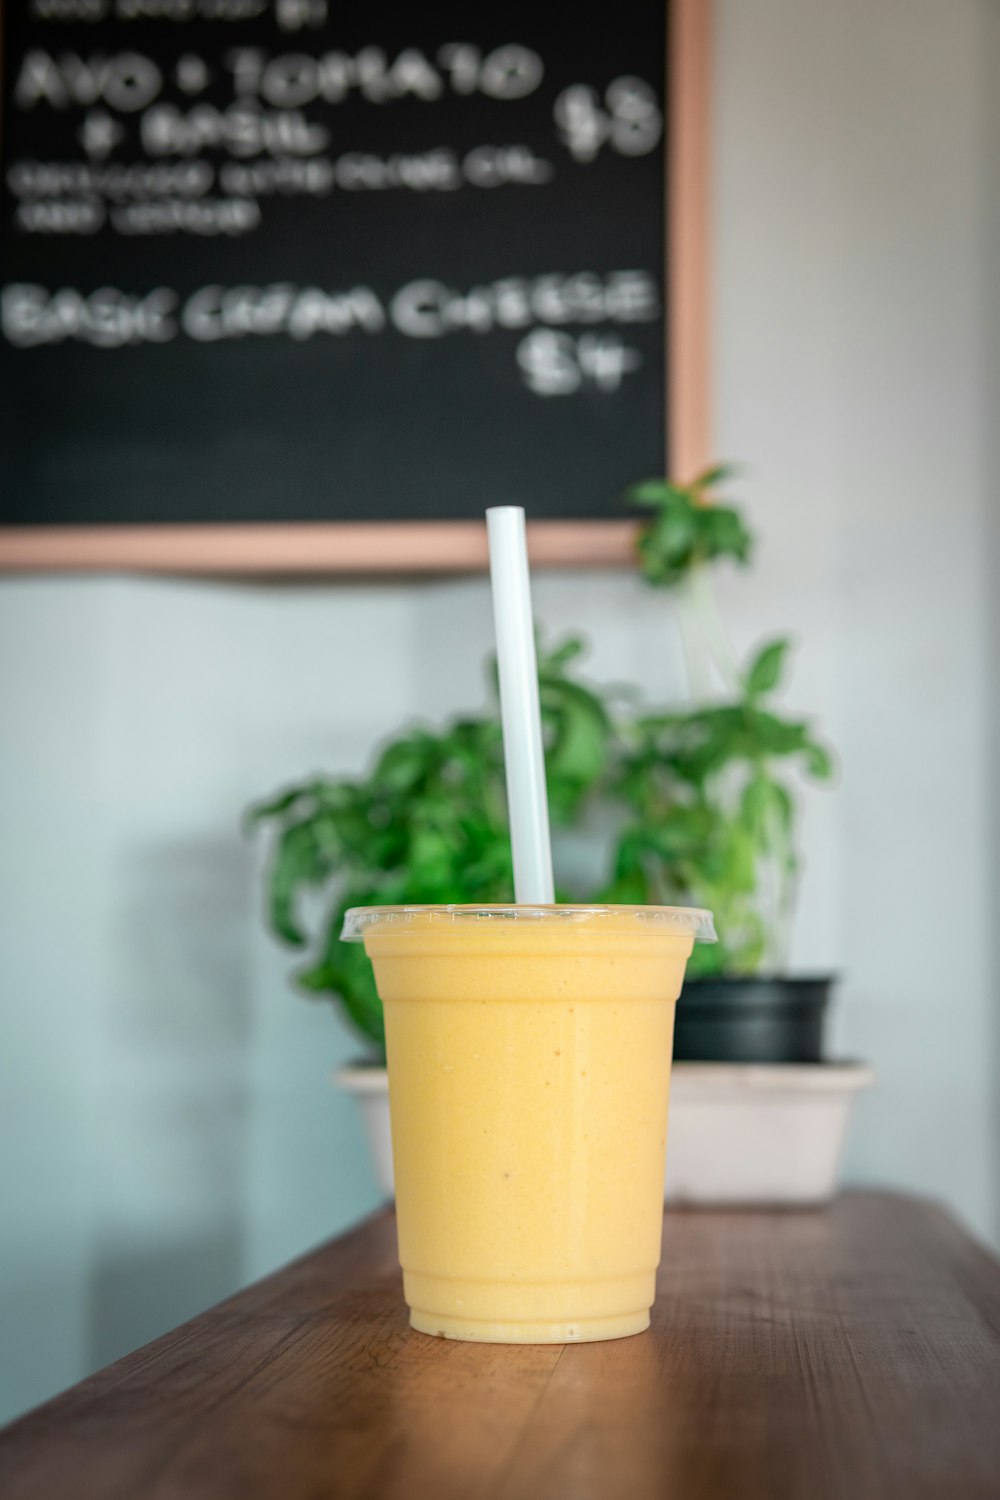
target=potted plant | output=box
[614,469,871,1203]
[612,468,835,1062]
[251,468,871,1204]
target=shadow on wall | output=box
[85,835,253,1372]
[87,1227,244,1371]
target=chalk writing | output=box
[6,21,660,240]
[2,271,656,398]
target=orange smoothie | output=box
[344,904,713,1343]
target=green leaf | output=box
[244,784,309,829]
[600,868,651,905]
[297,902,386,1054]
[702,505,752,563]
[612,829,645,880]
[740,773,796,859]
[721,826,756,893]
[747,709,809,757]
[635,515,697,588]
[658,500,701,552]
[664,706,752,782]
[624,479,676,507]
[684,939,728,978]
[544,681,609,768]
[540,635,586,669]
[635,529,684,588]
[740,774,773,836]
[373,733,436,792]
[804,740,834,779]
[745,638,791,698]
[539,650,611,822]
[269,820,326,945]
[767,781,794,837]
[769,783,797,874]
[694,462,740,491]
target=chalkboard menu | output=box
[0,0,709,570]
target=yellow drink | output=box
[343,904,713,1344]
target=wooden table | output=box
[2,1191,1000,1499]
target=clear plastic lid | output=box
[341,904,716,943]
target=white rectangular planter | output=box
[335,1065,396,1199]
[337,1060,874,1208]
[665,1063,874,1206]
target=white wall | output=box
[988,0,1000,1225]
[1,0,996,1425]
[712,0,997,1225]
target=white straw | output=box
[486,507,555,905]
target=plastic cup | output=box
[341,903,715,1344]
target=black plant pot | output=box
[673,976,834,1064]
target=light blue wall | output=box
[2,0,997,1426]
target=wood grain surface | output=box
[2,1192,1000,1500]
